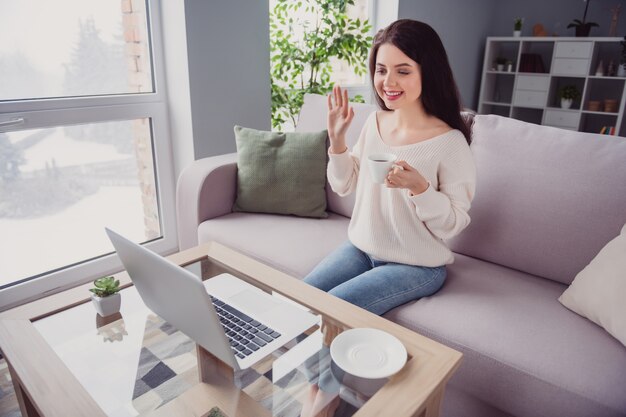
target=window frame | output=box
[0,0,177,310]
[341,0,378,102]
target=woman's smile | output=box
[384,90,404,100]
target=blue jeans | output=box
[304,241,446,315]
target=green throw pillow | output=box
[233,126,328,218]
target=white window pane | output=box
[0,118,159,287]
[0,0,153,101]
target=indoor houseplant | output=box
[495,57,507,71]
[558,85,581,109]
[513,18,523,37]
[270,0,372,130]
[90,276,121,316]
[567,0,599,37]
[619,36,626,77]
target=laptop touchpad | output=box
[228,289,280,316]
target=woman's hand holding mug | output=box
[386,160,429,195]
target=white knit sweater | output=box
[328,111,476,267]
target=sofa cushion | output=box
[233,125,329,218]
[296,94,376,218]
[385,253,626,417]
[559,222,626,347]
[448,115,626,285]
[197,212,350,278]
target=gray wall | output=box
[398,0,497,110]
[490,0,626,38]
[184,0,271,159]
[398,0,626,110]
[181,1,625,158]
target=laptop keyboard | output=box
[210,295,282,359]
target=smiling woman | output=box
[0,0,177,310]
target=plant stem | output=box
[583,0,590,23]
[309,7,321,90]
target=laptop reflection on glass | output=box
[105,228,319,371]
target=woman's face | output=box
[373,43,422,110]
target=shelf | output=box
[588,75,626,80]
[478,36,626,137]
[486,71,516,75]
[581,110,619,116]
[545,107,580,112]
[482,101,511,106]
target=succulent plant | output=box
[89,276,121,297]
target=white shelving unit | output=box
[478,37,626,136]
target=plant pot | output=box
[513,30,521,37]
[560,98,573,109]
[604,99,618,113]
[497,64,504,71]
[574,24,593,37]
[588,100,601,111]
[91,293,121,317]
[618,65,626,77]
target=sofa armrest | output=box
[176,153,238,249]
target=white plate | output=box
[330,328,407,379]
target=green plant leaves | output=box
[269,0,372,130]
[90,275,121,297]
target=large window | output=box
[0,0,176,309]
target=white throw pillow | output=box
[558,223,626,347]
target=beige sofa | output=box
[176,94,626,417]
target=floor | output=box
[0,357,20,417]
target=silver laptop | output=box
[105,228,319,370]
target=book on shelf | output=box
[599,126,616,135]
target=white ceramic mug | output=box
[367,153,398,184]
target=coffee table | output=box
[0,242,462,417]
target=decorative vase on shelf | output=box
[618,64,626,77]
[595,60,604,76]
[497,64,504,71]
[561,98,573,109]
[588,100,601,111]
[607,60,616,76]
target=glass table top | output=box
[33,261,386,417]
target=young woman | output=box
[299,19,476,417]
[304,19,476,316]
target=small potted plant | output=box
[90,276,121,317]
[567,0,599,37]
[558,85,581,109]
[513,18,523,37]
[618,36,626,77]
[495,57,507,71]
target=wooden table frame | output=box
[0,242,462,417]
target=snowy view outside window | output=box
[0,0,159,289]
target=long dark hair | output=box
[368,19,471,144]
